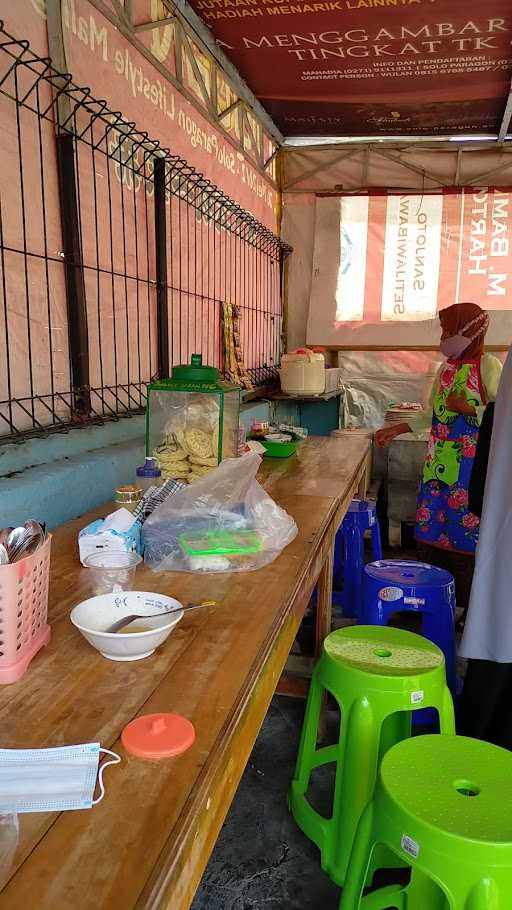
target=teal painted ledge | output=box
[0,399,303,530]
[0,402,272,530]
[0,415,146,479]
[0,439,144,530]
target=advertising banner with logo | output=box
[189,0,512,136]
[308,189,512,347]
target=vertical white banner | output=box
[335,195,369,322]
[381,195,443,321]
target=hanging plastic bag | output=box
[0,814,18,888]
[142,454,297,573]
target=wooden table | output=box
[0,436,370,910]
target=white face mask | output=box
[0,743,120,813]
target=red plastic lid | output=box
[121,713,195,759]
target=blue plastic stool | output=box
[362,560,457,695]
[334,500,383,619]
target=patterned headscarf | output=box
[439,302,489,359]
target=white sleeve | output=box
[407,366,440,433]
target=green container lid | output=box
[148,355,240,393]
[179,529,262,557]
[172,354,219,384]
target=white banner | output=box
[335,195,369,323]
[381,194,443,322]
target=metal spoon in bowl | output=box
[105,600,217,634]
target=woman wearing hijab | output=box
[376,303,502,606]
[458,347,512,749]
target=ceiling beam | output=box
[110,0,131,29]
[168,0,283,145]
[133,17,175,33]
[371,147,448,186]
[283,148,361,191]
[218,99,240,122]
[179,25,215,114]
[281,140,508,154]
[498,75,512,142]
[454,147,462,185]
[469,158,512,185]
[264,148,279,170]
[86,0,279,184]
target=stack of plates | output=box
[331,428,373,439]
[384,403,423,426]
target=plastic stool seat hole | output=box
[374,648,392,658]
[454,779,480,797]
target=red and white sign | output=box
[189,0,512,136]
[335,188,512,324]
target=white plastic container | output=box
[280,349,325,396]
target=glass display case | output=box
[146,355,241,483]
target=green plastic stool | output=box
[339,734,512,909]
[289,625,455,887]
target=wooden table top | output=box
[0,436,370,910]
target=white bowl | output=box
[70,591,184,661]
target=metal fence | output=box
[0,21,290,443]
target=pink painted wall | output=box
[0,2,280,435]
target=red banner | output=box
[190,0,512,136]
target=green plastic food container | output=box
[145,355,241,477]
[179,529,262,557]
[261,439,298,458]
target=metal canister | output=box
[114,485,143,513]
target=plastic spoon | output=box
[105,600,216,634]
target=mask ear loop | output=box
[92,749,122,805]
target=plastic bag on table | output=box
[0,814,18,887]
[142,454,297,573]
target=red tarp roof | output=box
[188,0,512,137]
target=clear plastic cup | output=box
[83,551,142,595]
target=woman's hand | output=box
[446,391,477,417]
[375,422,411,449]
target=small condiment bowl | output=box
[70,591,183,661]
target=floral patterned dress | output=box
[415,358,485,555]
